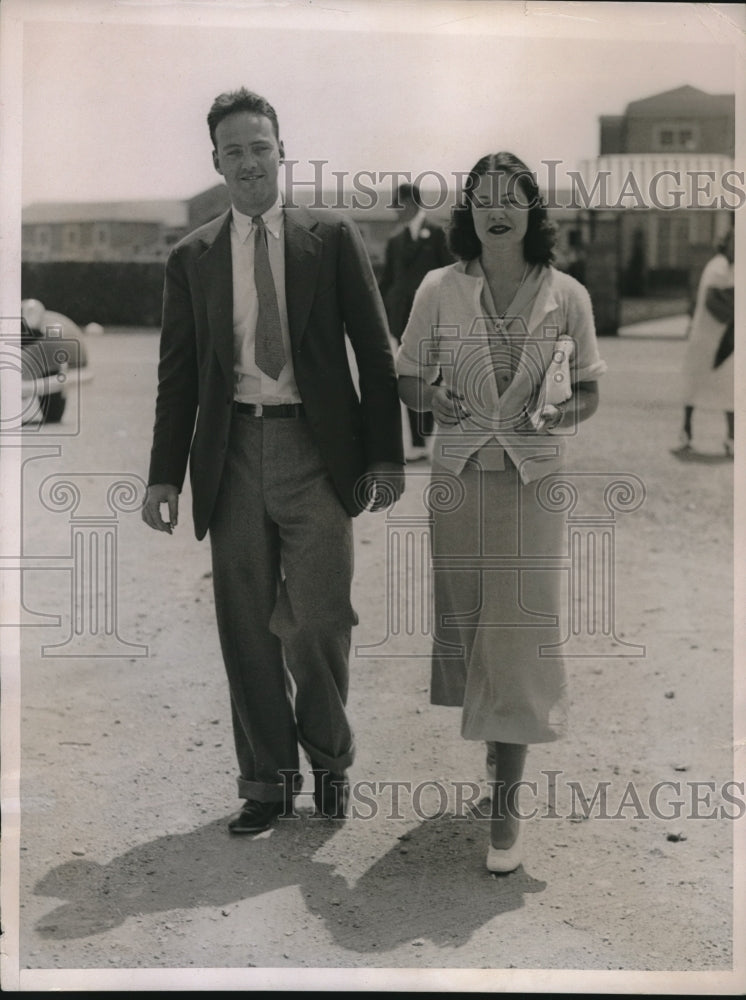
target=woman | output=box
[675,228,734,457]
[395,152,606,872]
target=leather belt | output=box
[234,402,304,418]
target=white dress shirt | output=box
[230,197,301,404]
[407,208,427,241]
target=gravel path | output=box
[7,328,740,992]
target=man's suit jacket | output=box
[378,222,452,342]
[148,206,403,540]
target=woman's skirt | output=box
[682,309,734,411]
[429,454,567,744]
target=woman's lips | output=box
[488,224,510,234]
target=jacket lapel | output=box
[448,269,501,418]
[498,268,561,416]
[284,208,323,352]
[196,211,234,392]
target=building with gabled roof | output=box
[576,85,736,300]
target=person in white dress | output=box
[676,228,734,456]
[395,152,606,872]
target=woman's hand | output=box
[538,402,566,431]
[431,386,470,426]
[513,402,563,434]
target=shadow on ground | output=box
[669,447,733,465]
[33,803,546,954]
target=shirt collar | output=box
[232,195,284,242]
[454,259,557,324]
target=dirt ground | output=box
[6,326,742,991]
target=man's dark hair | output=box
[207,88,280,147]
[395,182,422,209]
[448,151,557,265]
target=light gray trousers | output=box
[209,411,357,802]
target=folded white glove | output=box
[528,336,574,429]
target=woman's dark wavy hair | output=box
[448,152,557,264]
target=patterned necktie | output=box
[252,215,285,380]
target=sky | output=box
[9,0,746,207]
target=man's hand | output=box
[142,484,179,534]
[365,462,405,512]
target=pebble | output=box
[664,691,675,699]
[71,849,86,856]
[667,831,687,842]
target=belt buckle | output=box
[254,403,263,418]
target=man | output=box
[142,89,404,833]
[378,182,452,461]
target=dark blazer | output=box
[378,222,453,341]
[148,206,403,540]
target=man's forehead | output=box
[215,111,278,140]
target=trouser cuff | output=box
[237,770,302,802]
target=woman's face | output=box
[470,170,530,253]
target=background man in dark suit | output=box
[142,88,404,834]
[378,182,452,460]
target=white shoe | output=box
[406,446,430,463]
[486,823,523,874]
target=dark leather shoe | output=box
[312,766,349,819]
[228,799,284,834]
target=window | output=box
[63,224,80,249]
[653,122,699,152]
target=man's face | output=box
[396,196,420,224]
[212,111,284,217]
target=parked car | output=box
[20,299,93,424]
